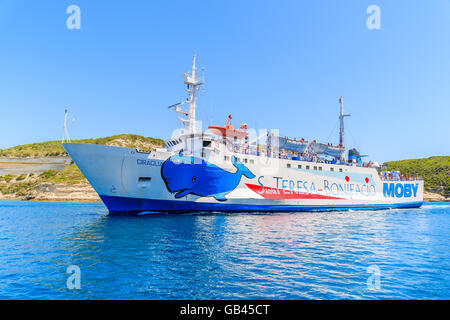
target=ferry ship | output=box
[63,54,423,214]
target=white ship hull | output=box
[63,143,424,215]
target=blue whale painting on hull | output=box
[161,155,255,201]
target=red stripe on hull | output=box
[245,183,345,200]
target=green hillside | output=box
[1,135,448,200]
[0,134,165,158]
[0,134,165,199]
[0,164,88,198]
[384,156,450,196]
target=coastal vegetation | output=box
[384,156,449,197]
[0,134,164,200]
[0,134,164,158]
[0,135,448,200]
[0,165,89,199]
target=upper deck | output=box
[161,55,422,183]
[159,133,422,183]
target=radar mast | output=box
[339,96,351,161]
[183,53,204,135]
[168,53,204,135]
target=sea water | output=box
[0,200,448,299]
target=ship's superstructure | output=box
[63,55,423,214]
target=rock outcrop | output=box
[423,191,449,202]
[0,181,100,201]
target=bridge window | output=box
[287,163,291,168]
[339,168,343,172]
[313,166,317,170]
[298,165,302,169]
[250,159,254,164]
[306,165,310,170]
[319,167,322,171]
[224,156,229,161]
[330,168,334,172]
[244,158,248,163]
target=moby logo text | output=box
[383,183,418,198]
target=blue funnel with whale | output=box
[161,155,255,201]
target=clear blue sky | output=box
[0,0,449,162]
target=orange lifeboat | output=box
[208,115,248,140]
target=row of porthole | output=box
[222,155,345,173]
[224,156,255,164]
[287,163,344,172]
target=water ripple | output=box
[0,200,449,299]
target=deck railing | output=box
[379,176,423,181]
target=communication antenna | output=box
[62,109,72,143]
[200,67,206,94]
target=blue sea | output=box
[0,200,449,300]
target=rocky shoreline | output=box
[0,182,100,201]
[0,157,448,203]
[423,191,449,202]
[1,136,448,203]
[0,159,101,201]
[1,183,448,202]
